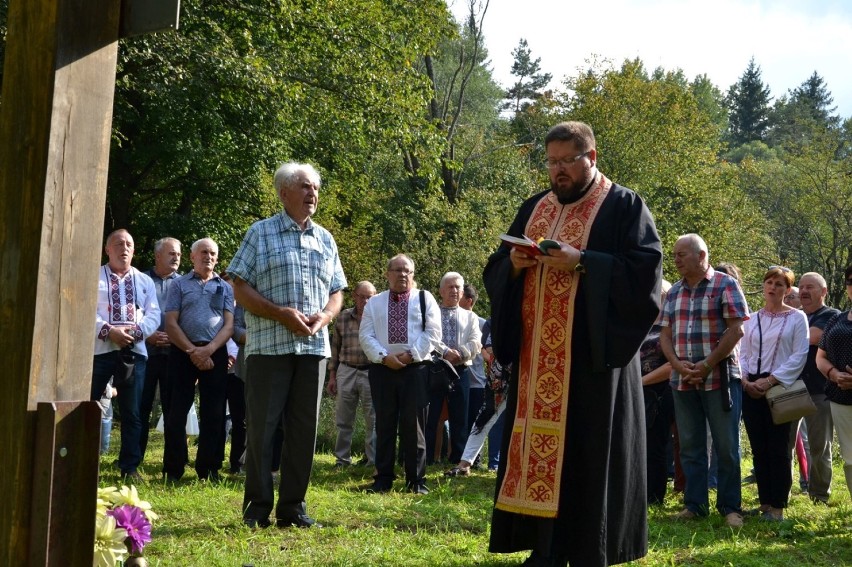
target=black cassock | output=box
[485,183,662,567]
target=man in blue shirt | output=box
[162,237,233,482]
[229,162,346,529]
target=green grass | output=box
[100,399,852,566]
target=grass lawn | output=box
[101,400,852,566]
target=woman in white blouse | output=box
[740,266,809,521]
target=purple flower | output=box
[107,504,152,554]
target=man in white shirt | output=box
[92,229,161,480]
[359,254,441,494]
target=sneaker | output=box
[674,508,697,520]
[276,514,322,528]
[407,483,429,495]
[725,512,744,528]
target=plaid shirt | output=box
[227,210,347,357]
[330,307,370,370]
[660,267,748,391]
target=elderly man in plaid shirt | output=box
[327,281,377,467]
[229,162,346,530]
[660,233,749,528]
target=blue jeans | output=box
[673,381,742,516]
[92,351,147,475]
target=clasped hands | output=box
[383,351,414,370]
[675,360,711,388]
[744,376,776,399]
[186,345,214,371]
[832,366,852,390]
[279,307,330,337]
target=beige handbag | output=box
[765,380,816,425]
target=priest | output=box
[485,121,662,567]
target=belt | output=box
[192,341,210,347]
[343,363,370,371]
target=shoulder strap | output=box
[419,290,426,332]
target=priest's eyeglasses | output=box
[544,152,589,169]
[389,268,414,276]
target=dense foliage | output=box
[2,0,851,308]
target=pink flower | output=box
[107,505,152,554]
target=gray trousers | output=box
[242,354,325,522]
[800,395,834,501]
[333,364,375,465]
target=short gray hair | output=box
[274,162,321,193]
[676,233,708,256]
[799,272,827,289]
[386,254,414,271]
[190,237,218,253]
[440,271,464,288]
[154,237,181,254]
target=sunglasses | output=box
[769,265,792,273]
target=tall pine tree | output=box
[726,57,772,147]
[504,38,552,113]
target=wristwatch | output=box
[574,251,586,274]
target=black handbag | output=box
[112,346,137,387]
[419,290,459,395]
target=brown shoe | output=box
[674,508,697,520]
[725,512,744,528]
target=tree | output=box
[725,57,772,147]
[558,58,774,284]
[105,0,453,265]
[504,38,552,114]
[767,72,841,149]
[740,119,852,307]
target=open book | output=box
[499,234,560,256]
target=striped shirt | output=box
[227,210,347,357]
[660,267,749,391]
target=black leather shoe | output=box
[277,514,322,528]
[365,482,391,494]
[243,517,271,529]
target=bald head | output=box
[798,272,828,314]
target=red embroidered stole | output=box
[495,175,612,517]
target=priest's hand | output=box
[538,243,583,272]
[509,247,538,276]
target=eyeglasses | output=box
[353,292,374,300]
[389,268,414,276]
[544,152,588,170]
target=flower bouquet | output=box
[94,485,158,567]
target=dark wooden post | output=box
[0,0,123,563]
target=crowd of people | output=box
[91,121,852,567]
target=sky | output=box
[449,0,852,118]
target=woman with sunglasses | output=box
[815,264,852,499]
[739,266,809,521]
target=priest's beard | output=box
[551,176,593,204]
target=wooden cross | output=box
[0,1,178,563]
